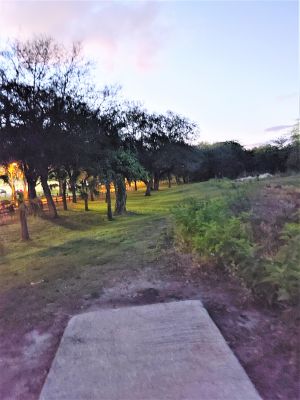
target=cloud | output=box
[264,125,293,132]
[0,1,169,73]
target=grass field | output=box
[1,175,299,296]
[0,181,219,292]
[0,174,299,400]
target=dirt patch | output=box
[169,247,299,400]
[0,261,198,400]
[0,252,299,400]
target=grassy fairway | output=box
[1,175,299,296]
[0,180,224,354]
[0,181,221,293]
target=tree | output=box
[0,37,91,218]
[0,38,61,217]
[111,150,146,214]
[17,190,30,241]
[207,141,246,179]
[0,162,25,203]
[287,122,300,171]
[125,106,198,195]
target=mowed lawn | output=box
[0,175,299,298]
[0,181,220,295]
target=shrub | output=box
[259,223,300,303]
[173,195,254,267]
[173,190,300,305]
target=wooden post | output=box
[19,203,30,241]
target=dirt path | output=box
[0,229,299,399]
[0,253,199,400]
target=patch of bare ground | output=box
[0,257,199,400]
[91,247,300,400]
[1,247,299,400]
[183,257,300,400]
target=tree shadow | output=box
[37,237,105,258]
[44,214,104,231]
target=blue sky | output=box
[0,0,298,147]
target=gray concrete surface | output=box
[39,300,261,400]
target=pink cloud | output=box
[0,1,170,73]
[264,124,293,132]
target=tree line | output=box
[191,132,299,182]
[0,37,299,239]
[0,37,198,225]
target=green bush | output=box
[173,195,254,267]
[173,191,300,305]
[259,223,300,303]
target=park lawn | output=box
[0,174,299,400]
[0,180,224,365]
[0,181,220,294]
[0,174,299,298]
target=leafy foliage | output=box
[173,189,300,305]
[260,222,300,302]
[173,196,254,266]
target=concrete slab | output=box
[39,301,261,400]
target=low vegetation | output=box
[173,177,300,305]
[1,175,298,308]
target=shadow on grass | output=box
[44,213,105,231]
[36,214,166,260]
[45,209,150,231]
[0,244,7,266]
[37,237,107,258]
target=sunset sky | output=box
[0,0,298,147]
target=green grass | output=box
[0,182,207,292]
[0,175,299,300]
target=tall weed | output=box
[172,190,300,304]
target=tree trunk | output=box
[71,182,77,203]
[40,175,58,218]
[58,178,63,196]
[134,180,138,191]
[10,183,16,204]
[114,177,127,215]
[84,196,89,211]
[105,182,113,221]
[153,173,160,191]
[175,176,181,185]
[167,173,172,188]
[27,176,41,216]
[27,175,37,200]
[90,190,95,201]
[23,175,28,200]
[145,180,151,196]
[19,203,30,241]
[62,180,68,211]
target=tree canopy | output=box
[0,36,298,235]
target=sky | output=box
[0,0,298,147]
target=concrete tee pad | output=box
[39,300,261,400]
